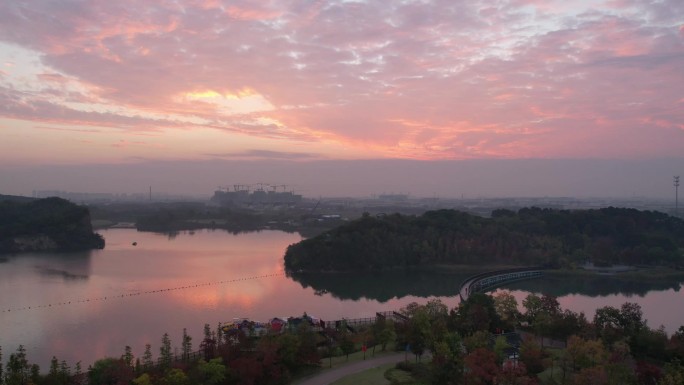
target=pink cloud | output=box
[0,0,682,161]
[225,4,283,21]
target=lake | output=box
[1,229,682,370]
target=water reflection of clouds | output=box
[8,228,680,373]
[495,287,684,335]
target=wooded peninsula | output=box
[0,196,105,253]
[284,208,684,272]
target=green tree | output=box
[59,360,71,385]
[522,294,543,322]
[5,345,30,385]
[661,359,684,385]
[182,328,192,362]
[196,358,227,385]
[339,335,355,361]
[164,368,189,385]
[48,356,60,383]
[463,331,490,353]
[378,322,396,351]
[142,344,153,371]
[216,322,224,347]
[123,345,134,368]
[493,336,511,365]
[594,306,622,344]
[87,358,134,385]
[407,309,431,360]
[619,302,646,336]
[456,293,500,334]
[160,333,173,370]
[276,334,301,371]
[203,324,211,342]
[296,322,320,366]
[29,365,39,385]
[493,290,519,328]
[132,373,153,385]
[74,361,83,384]
[430,332,464,385]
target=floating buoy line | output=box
[1,272,285,313]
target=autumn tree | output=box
[493,290,520,329]
[464,348,500,385]
[572,365,608,385]
[498,361,535,385]
[519,335,548,375]
[565,336,607,372]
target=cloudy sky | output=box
[0,0,683,197]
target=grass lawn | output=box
[536,347,566,384]
[329,362,395,385]
[292,343,402,383]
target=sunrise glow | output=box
[0,0,682,165]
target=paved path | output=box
[294,352,406,385]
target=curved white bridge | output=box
[459,267,547,302]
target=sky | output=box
[0,0,683,198]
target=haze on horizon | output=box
[0,1,683,200]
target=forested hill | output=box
[0,197,105,253]
[284,208,684,272]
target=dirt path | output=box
[294,352,406,385]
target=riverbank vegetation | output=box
[284,208,684,272]
[89,202,345,237]
[0,197,104,253]
[2,291,683,384]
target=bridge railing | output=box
[459,266,547,301]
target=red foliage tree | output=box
[464,348,500,385]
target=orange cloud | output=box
[0,0,682,162]
[226,5,282,21]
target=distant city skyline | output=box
[2,158,683,201]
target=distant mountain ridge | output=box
[0,196,105,253]
[0,194,37,203]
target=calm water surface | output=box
[0,229,682,369]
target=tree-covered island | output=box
[0,196,105,253]
[284,208,684,272]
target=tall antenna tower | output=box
[675,176,680,213]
